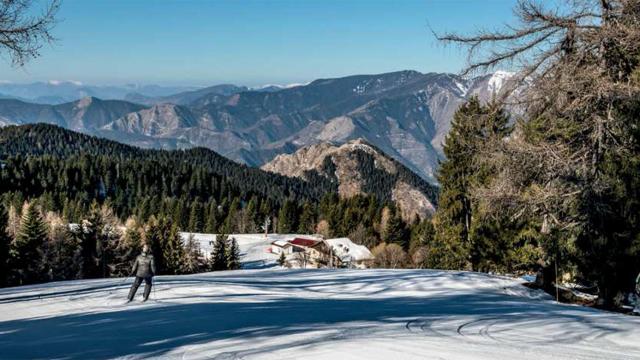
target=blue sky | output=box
[0,0,519,87]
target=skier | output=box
[127,244,156,302]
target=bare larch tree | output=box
[438,0,640,232]
[0,0,60,66]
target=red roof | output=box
[291,238,320,247]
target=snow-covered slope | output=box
[1,269,639,359]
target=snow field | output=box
[0,269,639,359]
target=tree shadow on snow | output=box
[0,285,627,359]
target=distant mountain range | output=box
[0,81,199,105]
[0,70,514,182]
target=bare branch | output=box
[0,0,60,67]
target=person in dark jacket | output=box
[127,244,156,302]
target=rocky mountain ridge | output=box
[262,139,438,222]
[0,70,515,182]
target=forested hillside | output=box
[0,123,329,210]
[0,124,436,287]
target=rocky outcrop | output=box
[262,139,436,222]
[102,104,198,136]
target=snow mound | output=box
[325,237,374,262]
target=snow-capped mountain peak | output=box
[487,70,514,94]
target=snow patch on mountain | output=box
[47,80,83,86]
[487,70,515,95]
[454,80,469,96]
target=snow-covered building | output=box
[278,237,374,269]
[270,239,295,255]
[288,237,331,268]
[325,238,374,269]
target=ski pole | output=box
[107,274,130,296]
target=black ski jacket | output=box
[132,253,156,278]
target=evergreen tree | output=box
[277,200,298,234]
[409,218,435,255]
[204,200,219,233]
[224,197,241,233]
[226,237,241,270]
[80,203,120,279]
[242,196,259,233]
[432,98,509,270]
[188,199,204,233]
[182,234,203,274]
[78,209,100,279]
[258,200,272,224]
[382,207,407,248]
[297,201,316,234]
[340,205,360,236]
[163,223,186,275]
[210,233,228,271]
[12,203,47,284]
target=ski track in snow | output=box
[1,269,639,360]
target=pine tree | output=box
[12,203,47,284]
[163,223,186,275]
[81,203,120,279]
[297,201,316,234]
[78,207,100,279]
[224,197,241,234]
[278,251,286,267]
[210,233,228,271]
[382,207,407,248]
[204,200,219,233]
[432,98,509,270]
[409,218,435,255]
[226,237,241,270]
[242,196,259,233]
[277,200,297,234]
[182,234,203,274]
[188,199,204,233]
